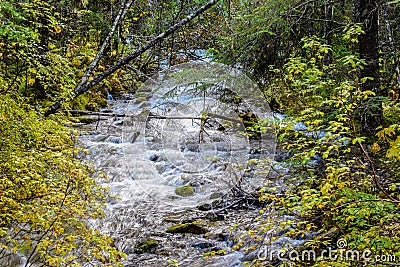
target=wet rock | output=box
[197,203,212,211]
[192,242,214,249]
[75,116,99,124]
[135,238,159,254]
[208,246,224,254]
[113,119,124,126]
[140,102,149,108]
[175,185,194,197]
[242,250,260,262]
[163,215,181,223]
[106,197,118,204]
[205,231,229,241]
[166,221,208,235]
[105,136,122,144]
[157,250,169,256]
[205,213,225,222]
[209,192,224,199]
[92,134,109,142]
[149,154,159,162]
[129,131,140,143]
[134,91,150,98]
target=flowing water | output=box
[1,62,309,267]
[76,63,288,266]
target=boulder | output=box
[135,238,159,254]
[166,222,208,235]
[175,185,195,197]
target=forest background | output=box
[0,0,399,266]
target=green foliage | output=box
[236,32,400,266]
[212,0,293,78]
[0,1,39,44]
[0,94,125,266]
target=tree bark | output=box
[77,0,133,88]
[354,0,382,136]
[323,0,333,66]
[383,4,400,92]
[45,0,219,116]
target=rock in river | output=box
[166,221,208,235]
[175,185,194,197]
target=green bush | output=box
[0,94,125,266]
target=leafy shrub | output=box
[0,94,125,266]
[238,31,400,267]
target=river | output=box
[76,62,301,266]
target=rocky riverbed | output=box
[75,62,305,266]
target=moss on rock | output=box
[135,238,159,254]
[175,185,195,197]
[166,221,208,234]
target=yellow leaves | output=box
[98,64,105,71]
[351,136,366,145]
[132,12,146,21]
[387,136,400,159]
[370,142,381,154]
[0,95,123,266]
[376,125,400,159]
[321,183,334,195]
[71,58,82,67]
[346,215,356,224]
[77,70,84,78]
[53,25,62,34]
[28,78,35,86]
[305,223,315,231]
[377,126,396,141]
[248,230,256,237]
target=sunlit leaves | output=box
[248,30,400,267]
[0,95,125,266]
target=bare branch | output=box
[45,0,220,116]
[78,0,134,87]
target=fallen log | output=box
[63,110,242,124]
[45,0,220,117]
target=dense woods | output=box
[1,0,400,266]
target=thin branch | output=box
[349,114,399,203]
[77,0,134,88]
[45,0,220,116]
[63,110,242,123]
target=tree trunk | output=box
[354,0,382,136]
[45,0,219,116]
[323,0,333,66]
